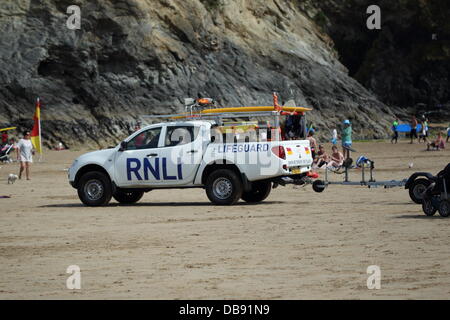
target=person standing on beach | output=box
[391,118,399,144]
[341,119,352,159]
[410,116,418,144]
[16,131,35,180]
[331,128,338,145]
[418,119,428,143]
[447,124,450,143]
[306,129,318,159]
[424,118,429,138]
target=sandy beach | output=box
[0,141,449,299]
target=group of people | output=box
[1,130,35,180]
[391,115,449,151]
[313,144,345,169]
[300,119,352,170]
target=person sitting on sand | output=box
[314,145,330,169]
[427,132,445,151]
[1,138,17,152]
[328,145,345,168]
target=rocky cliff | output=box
[0,0,395,148]
[306,0,450,118]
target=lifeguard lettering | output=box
[217,144,269,153]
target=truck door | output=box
[114,126,165,187]
[155,125,202,186]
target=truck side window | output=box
[127,127,162,150]
[164,126,199,147]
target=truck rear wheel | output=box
[206,169,243,205]
[113,190,144,204]
[77,171,112,207]
[241,181,272,203]
[409,178,431,204]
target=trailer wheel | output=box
[205,169,243,205]
[241,181,272,203]
[438,200,450,218]
[77,171,112,207]
[312,180,326,193]
[409,179,431,204]
[113,190,144,204]
[409,178,431,204]
[422,198,437,216]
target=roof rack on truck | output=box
[141,93,312,135]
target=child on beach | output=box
[328,145,344,168]
[419,120,428,143]
[314,145,330,169]
[331,129,338,145]
[427,132,445,151]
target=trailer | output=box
[311,158,408,193]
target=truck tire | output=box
[241,181,272,203]
[409,178,431,204]
[77,171,112,207]
[205,169,243,205]
[113,190,144,204]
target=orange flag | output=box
[30,97,42,154]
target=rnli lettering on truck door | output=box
[126,158,183,181]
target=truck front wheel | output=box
[113,190,144,204]
[241,181,272,203]
[77,171,112,207]
[206,169,243,205]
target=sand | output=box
[0,141,449,299]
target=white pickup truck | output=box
[68,120,313,206]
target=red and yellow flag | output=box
[30,98,42,154]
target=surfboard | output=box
[200,106,312,114]
[170,106,312,119]
[396,124,423,133]
[0,127,17,132]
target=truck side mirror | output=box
[119,141,127,151]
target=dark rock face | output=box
[309,0,450,118]
[0,0,394,148]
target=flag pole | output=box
[38,97,42,162]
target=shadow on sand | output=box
[393,214,448,220]
[39,201,285,208]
